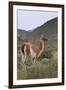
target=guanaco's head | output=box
[40,35,48,42]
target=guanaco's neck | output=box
[37,40,44,58]
[40,40,44,51]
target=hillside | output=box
[17,17,58,49]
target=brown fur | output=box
[21,41,43,58]
[25,43,30,56]
[21,39,45,64]
[30,42,42,58]
[21,43,30,56]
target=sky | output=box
[17,10,58,31]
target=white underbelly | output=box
[30,47,36,58]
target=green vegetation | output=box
[17,18,58,80]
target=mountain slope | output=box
[17,17,58,49]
